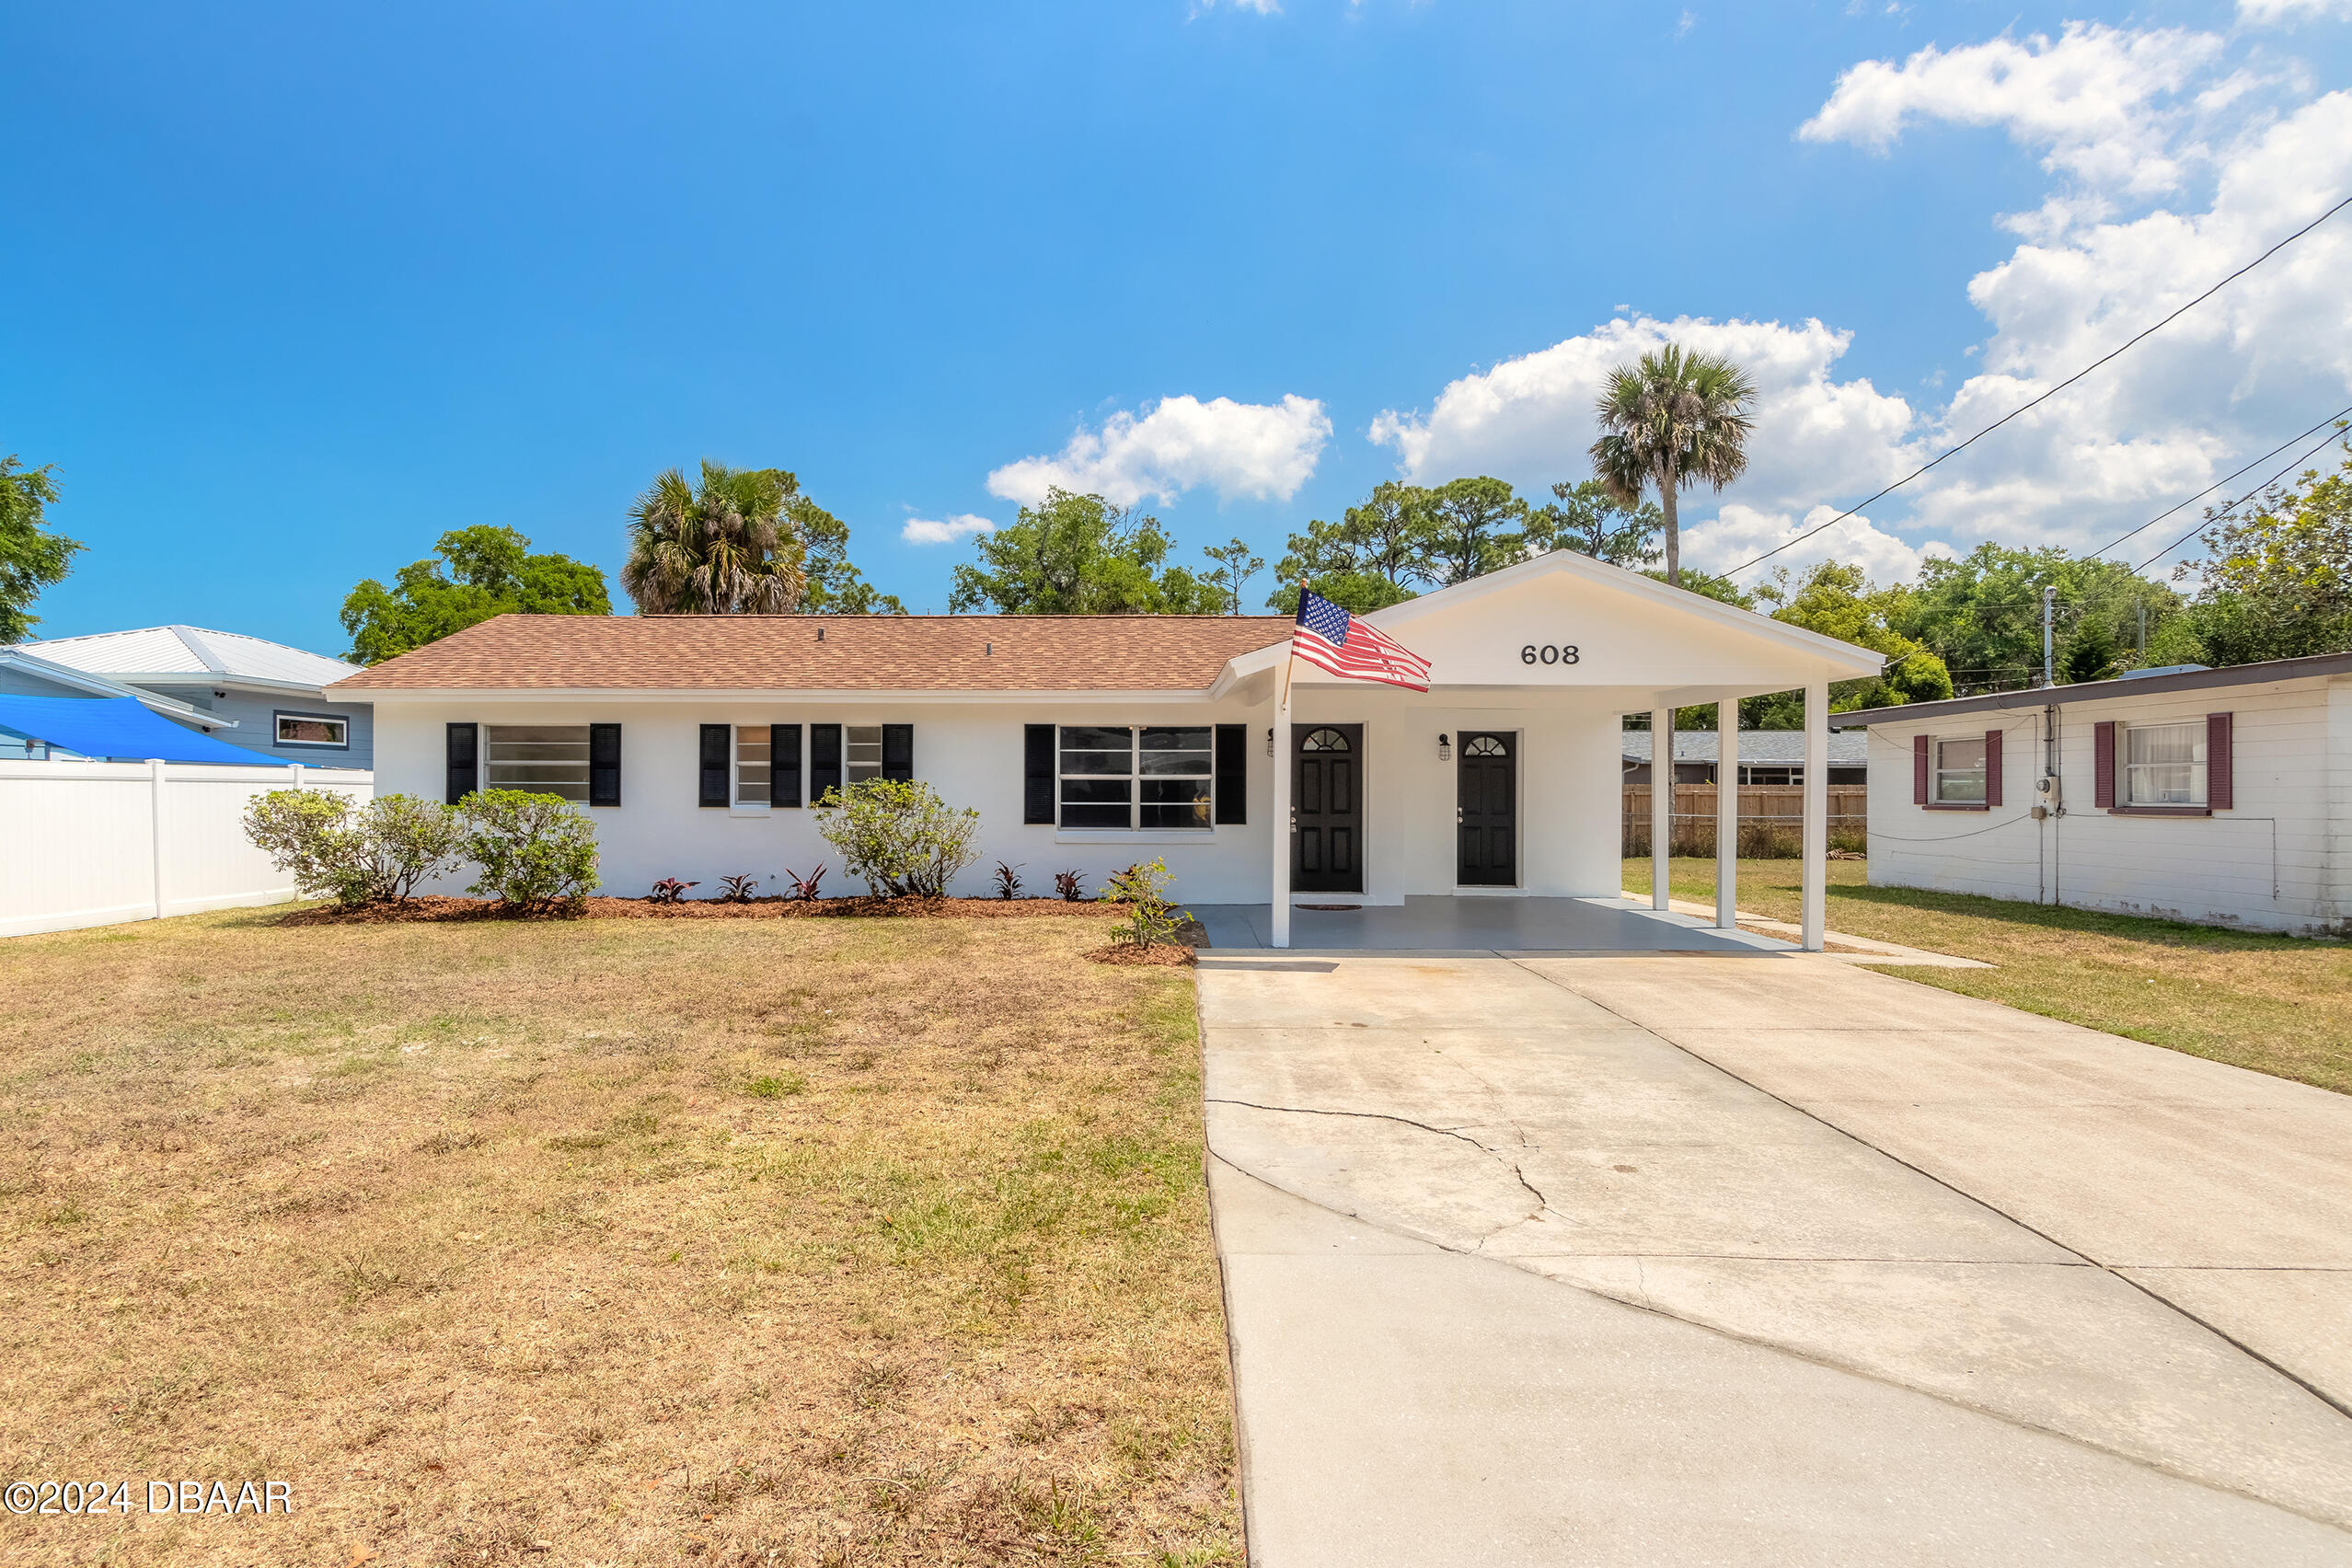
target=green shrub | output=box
[243,790,463,907]
[813,778,979,897]
[457,790,600,913]
[1102,859,1191,948]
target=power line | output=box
[2131,423,2352,573]
[1724,189,2352,578]
[2085,406,2352,559]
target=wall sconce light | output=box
[1265,727,1274,757]
[1437,732,1453,762]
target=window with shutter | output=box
[1214,724,1247,824]
[1022,725,1055,824]
[882,724,913,781]
[1984,729,2002,809]
[589,723,621,807]
[810,724,842,801]
[2093,721,2116,809]
[2208,712,2234,810]
[445,722,478,805]
[1912,734,1928,806]
[698,724,730,807]
[770,724,801,807]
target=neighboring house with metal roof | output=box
[1620,727,1868,786]
[1841,652,2352,937]
[0,625,372,766]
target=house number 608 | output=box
[1521,644,1580,665]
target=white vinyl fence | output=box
[0,759,373,939]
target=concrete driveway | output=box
[1201,952,2352,1565]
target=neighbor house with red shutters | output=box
[1842,651,2352,936]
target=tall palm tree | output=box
[1589,345,1758,587]
[621,461,806,615]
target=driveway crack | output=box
[1205,1095,1551,1239]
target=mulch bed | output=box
[1083,943,1199,967]
[277,894,1129,927]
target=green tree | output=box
[1739,559,1952,728]
[2172,436,2352,666]
[622,461,805,616]
[1589,344,1758,587]
[1422,476,1528,586]
[1200,536,1265,615]
[0,455,83,643]
[340,525,609,664]
[1267,480,1434,614]
[949,490,1221,614]
[1520,478,1663,569]
[1893,542,2182,692]
[794,494,905,615]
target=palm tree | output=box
[621,461,806,615]
[1588,345,1758,587]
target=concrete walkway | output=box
[1201,952,2352,1565]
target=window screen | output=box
[735,726,771,805]
[276,713,348,746]
[846,725,883,784]
[1058,725,1213,830]
[484,725,591,802]
[2127,722,2206,805]
[1932,737,1986,804]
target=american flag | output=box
[1290,585,1433,693]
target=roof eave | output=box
[1839,651,2352,725]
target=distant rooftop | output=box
[10,625,360,692]
[1619,729,1868,766]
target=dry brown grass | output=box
[1627,857,2352,1095]
[0,909,1237,1565]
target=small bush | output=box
[1055,870,1086,903]
[994,860,1024,900]
[813,778,979,898]
[784,864,826,901]
[649,877,698,904]
[244,790,462,908]
[719,873,760,902]
[457,790,600,913]
[1101,859,1191,948]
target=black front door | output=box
[1293,724,1364,894]
[1457,732,1516,886]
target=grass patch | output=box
[1626,857,2352,1094]
[0,908,1237,1563]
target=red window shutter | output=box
[2208,712,2233,810]
[1913,733,1929,804]
[2093,721,2116,809]
[1984,729,2002,808]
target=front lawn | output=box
[1624,857,2352,1096]
[0,910,1236,1565]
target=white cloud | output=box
[1683,503,1954,584]
[900,513,995,546]
[2239,0,2352,22]
[987,393,1332,510]
[1797,23,2227,195]
[1366,315,1920,513]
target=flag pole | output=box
[1271,585,1300,951]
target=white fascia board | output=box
[0,651,238,726]
[118,674,339,698]
[1366,551,1886,676]
[342,686,1229,705]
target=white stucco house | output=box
[1844,651,2352,937]
[330,553,1882,948]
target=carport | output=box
[1193,894,1781,954]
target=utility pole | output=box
[2042,585,2058,687]
[2138,599,2147,660]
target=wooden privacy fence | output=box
[1622,783,1868,858]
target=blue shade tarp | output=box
[0,695,286,766]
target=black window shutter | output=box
[444,722,478,805]
[588,723,621,807]
[770,724,801,807]
[1214,723,1246,824]
[810,723,843,801]
[1023,724,1055,824]
[882,723,914,782]
[698,724,730,807]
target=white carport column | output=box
[1802,680,1829,951]
[1270,707,1291,949]
[1715,700,1738,928]
[1649,708,1673,910]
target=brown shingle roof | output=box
[329,614,1293,693]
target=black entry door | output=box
[1457,732,1516,886]
[1293,724,1364,894]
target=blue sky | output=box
[6,0,2348,655]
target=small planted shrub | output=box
[813,778,979,898]
[649,877,698,904]
[244,790,462,908]
[784,864,827,902]
[456,790,600,914]
[1101,859,1191,948]
[719,873,760,903]
[994,860,1024,900]
[1054,870,1086,903]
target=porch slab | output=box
[1192,894,1777,953]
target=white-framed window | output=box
[734,726,771,809]
[846,724,882,784]
[1058,724,1214,830]
[484,724,591,802]
[1933,736,1986,804]
[2126,721,2207,806]
[274,711,350,749]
